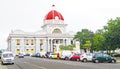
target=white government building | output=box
[7,5,74,55]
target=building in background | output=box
[7,5,74,55]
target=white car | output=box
[49,53,58,59]
[60,50,72,60]
[80,53,93,62]
[18,53,24,58]
[1,51,14,65]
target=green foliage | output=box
[74,17,120,51]
[83,40,91,49]
[93,33,105,51]
[103,17,120,50]
[74,29,94,49]
[60,44,75,50]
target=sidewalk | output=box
[0,62,7,69]
[116,57,120,63]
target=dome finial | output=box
[52,4,55,7]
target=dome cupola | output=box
[44,5,64,21]
[44,10,64,21]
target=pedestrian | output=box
[57,53,59,59]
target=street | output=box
[0,56,120,69]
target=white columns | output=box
[43,39,47,52]
[35,38,40,53]
[51,39,53,52]
[21,38,24,53]
[47,38,50,52]
[63,39,66,46]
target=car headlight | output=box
[3,59,6,61]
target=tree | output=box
[74,29,94,52]
[103,17,120,51]
[93,33,105,51]
[83,40,91,52]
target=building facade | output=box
[7,6,74,55]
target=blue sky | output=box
[0,0,120,49]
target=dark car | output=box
[45,52,52,58]
[31,53,40,57]
[92,53,116,63]
[0,53,2,59]
[0,50,2,59]
[35,53,40,57]
[24,54,30,56]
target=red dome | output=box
[45,10,64,20]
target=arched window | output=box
[52,28,62,34]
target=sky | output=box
[0,0,120,49]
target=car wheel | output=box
[2,61,4,65]
[83,58,87,62]
[65,57,68,60]
[95,59,99,63]
[50,56,52,59]
[111,60,116,63]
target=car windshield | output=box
[51,53,57,55]
[103,54,109,57]
[75,54,81,56]
[19,53,23,55]
[3,54,13,58]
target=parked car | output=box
[80,53,93,62]
[18,53,24,58]
[0,50,2,59]
[24,54,30,56]
[0,53,1,59]
[49,53,58,59]
[92,53,116,63]
[1,51,14,65]
[35,53,40,57]
[40,52,46,58]
[45,52,52,58]
[69,54,81,61]
[60,50,72,60]
[31,53,40,57]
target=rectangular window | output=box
[25,40,29,45]
[16,39,20,45]
[31,40,34,45]
[16,49,20,54]
[26,49,29,54]
[40,40,43,45]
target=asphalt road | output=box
[1,57,120,69]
